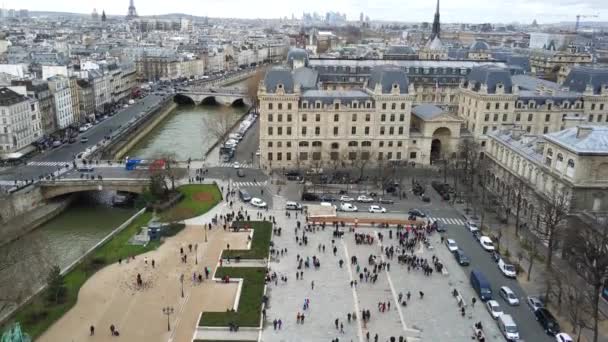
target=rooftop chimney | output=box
[576,126,593,139]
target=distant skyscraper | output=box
[126,0,138,19]
[430,0,440,39]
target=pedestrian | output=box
[110,324,115,336]
[340,322,344,333]
[347,312,351,322]
[335,318,339,329]
[273,319,277,330]
[472,297,477,307]
[311,281,315,290]
[278,319,282,329]
[90,325,95,336]
[419,291,424,299]
[152,259,155,268]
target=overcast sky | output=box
[6,0,606,24]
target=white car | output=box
[340,195,354,202]
[233,162,241,169]
[368,205,386,213]
[255,149,260,156]
[555,333,573,342]
[445,239,458,252]
[479,236,495,251]
[526,296,544,312]
[340,203,358,212]
[499,286,520,306]
[465,221,479,233]
[250,198,267,208]
[486,300,503,319]
[357,195,374,203]
[498,259,517,278]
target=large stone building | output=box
[47,75,75,130]
[530,46,592,82]
[0,87,42,156]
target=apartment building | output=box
[0,87,42,156]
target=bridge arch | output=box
[201,96,218,106]
[231,98,246,107]
[39,180,149,200]
[173,94,195,105]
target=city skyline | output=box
[0,0,605,24]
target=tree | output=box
[525,212,543,281]
[536,186,571,269]
[246,67,266,109]
[46,265,66,304]
[203,107,236,144]
[568,219,608,342]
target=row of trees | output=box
[446,138,607,342]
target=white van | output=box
[498,258,517,278]
[498,314,520,341]
[285,201,302,210]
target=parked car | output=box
[491,251,502,262]
[340,203,358,212]
[555,333,573,342]
[239,189,252,202]
[421,195,431,202]
[320,195,336,202]
[357,195,374,203]
[486,300,503,319]
[445,238,459,252]
[408,209,426,218]
[499,286,520,306]
[498,314,520,341]
[368,205,386,213]
[250,197,267,208]
[378,198,394,204]
[535,308,560,335]
[285,201,302,210]
[465,221,479,233]
[340,195,354,202]
[526,296,544,312]
[479,236,495,251]
[301,193,319,201]
[453,249,470,266]
[498,259,517,278]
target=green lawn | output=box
[4,184,222,339]
[199,267,266,327]
[222,221,271,260]
[161,184,222,222]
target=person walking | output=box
[311,280,315,290]
[90,325,95,336]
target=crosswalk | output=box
[218,162,254,169]
[27,161,71,167]
[427,216,465,225]
[233,180,268,188]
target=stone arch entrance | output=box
[431,127,451,163]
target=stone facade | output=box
[0,87,42,155]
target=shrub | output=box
[25,310,49,324]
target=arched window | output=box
[566,159,575,177]
[348,141,358,147]
[547,148,553,157]
[362,141,372,147]
[331,142,339,149]
[556,153,564,170]
[299,141,309,147]
[312,141,322,147]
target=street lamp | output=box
[195,243,198,265]
[180,274,184,298]
[162,306,174,331]
[204,223,208,242]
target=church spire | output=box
[431,0,440,39]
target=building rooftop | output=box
[466,65,513,94]
[309,58,508,69]
[489,129,544,164]
[545,126,608,155]
[562,66,608,95]
[412,104,444,120]
[367,65,409,94]
[301,89,370,104]
[0,87,27,106]
[263,67,294,94]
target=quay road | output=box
[0,93,168,182]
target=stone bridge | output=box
[175,88,251,106]
[38,178,150,200]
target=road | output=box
[0,94,168,181]
[282,178,555,342]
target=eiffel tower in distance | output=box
[126,0,138,19]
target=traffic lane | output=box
[33,95,166,162]
[0,165,65,180]
[235,185,273,212]
[446,222,554,342]
[234,119,259,165]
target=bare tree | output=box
[511,178,526,237]
[525,213,543,282]
[568,218,608,342]
[246,67,267,110]
[203,107,236,144]
[534,186,571,269]
[562,268,594,341]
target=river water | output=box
[128,105,245,160]
[0,193,136,316]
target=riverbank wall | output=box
[0,192,74,247]
[100,99,177,160]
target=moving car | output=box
[453,249,470,266]
[357,195,374,203]
[378,198,394,204]
[479,236,495,251]
[77,165,94,172]
[498,258,517,278]
[250,197,267,208]
[408,209,426,218]
[239,189,252,202]
[486,300,503,319]
[236,169,245,177]
[445,238,459,252]
[535,308,560,335]
[499,286,520,306]
[285,201,302,210]
[498,314,520,341]
[368,205,386,213]
[340,195,354,202]
[526,296,544,312]
[301,193,319,201]
[340,203,358,212]
[465,221,479,233]
[320,195,336,202]
[233,162,241,169]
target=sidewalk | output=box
[451,199,608,342]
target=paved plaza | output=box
[261,206,503,342]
